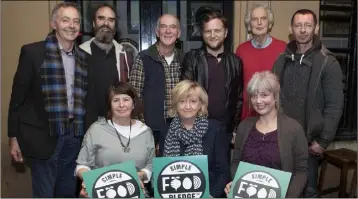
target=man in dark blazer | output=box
[8,2,87,197]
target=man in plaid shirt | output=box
[129,14,184,155]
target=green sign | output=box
[153,155,210,198]
[228,162,292,198]
[82,161,144,198]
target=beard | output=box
[205,39,225,51]
[94,25,115,44]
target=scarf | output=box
[41,31,87,136]
[163,116,208,156]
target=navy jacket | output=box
[160,119,230,197]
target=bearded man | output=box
[181,10,243,163]
[80,4,133,130]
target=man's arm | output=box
[8,45,33,138]
[316,57,344,149]
[180,52,195,80]
[8,45,34,162]
[129,54,145,100]
[234,57,244,130]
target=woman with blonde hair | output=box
[161,80,229,197]
[224,71,308,198]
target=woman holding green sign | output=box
[161,80,230,198]
[75,82,155,197]
[224,71,308,198]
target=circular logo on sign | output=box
[92,170,140,198]
[232,171,281,198]
[157,160,206,198]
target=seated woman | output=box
[162,80,229,198]
[224,71,308,198]
[76,82,155,197]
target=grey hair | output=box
[247,70,280,110]
[155,14,181,31]
[244,4,274,32]
[51,2,81,22]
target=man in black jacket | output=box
[8,2,87,197]
[181,10,243,151]
[273,9,344,198]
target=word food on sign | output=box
[157,161,206,198]
[92,170,140,198]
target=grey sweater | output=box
[76,118,155,181]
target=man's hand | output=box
[224,181,232,196]
[9,137,24,163]
[309,140,325,156]
[80,182,89,198]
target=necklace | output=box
[111,120,132,153]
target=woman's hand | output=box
[224,181,232,196]
[80,182,89,198]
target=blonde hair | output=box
[247,70,280,110]
[169,80,208,117]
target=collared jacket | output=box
[129,43,184,132]
[273,37,344,149]
[181,47,244,132]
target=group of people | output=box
[8,2,343,198]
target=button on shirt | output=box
[59,44,75,118]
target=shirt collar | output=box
[59,43,75,56]
[251,35,272,49]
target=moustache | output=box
[98,25,114,32]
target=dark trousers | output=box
[304,153,322,198]
[30,134,82,197]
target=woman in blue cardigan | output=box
[161,80,229,197]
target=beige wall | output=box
[233,1,320,49]
[1,1,60,197]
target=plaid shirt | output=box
[130,44,181,119]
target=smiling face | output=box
[202,18,227,51]
[250,90,276,116]
[93,6,116,43]
[111,94,134,119]
[156,14,181,47]
[51,6,81,42]
[177,90,202,120]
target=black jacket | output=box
[181,48,244,132]
[273,37,344,149]
[8,41,87,159]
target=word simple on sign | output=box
[93,171,140,198]
[82,161,144,198]
[229,162,292,198]
[153,156,209,198]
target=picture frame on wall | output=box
[127,0,140,34]
[186,1,222,41]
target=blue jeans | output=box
[30,134,81,197]
[304,153,322,198]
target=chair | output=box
[318,148,357,197]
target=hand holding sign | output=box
[82,161,145,198]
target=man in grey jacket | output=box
[273,9,344,198]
